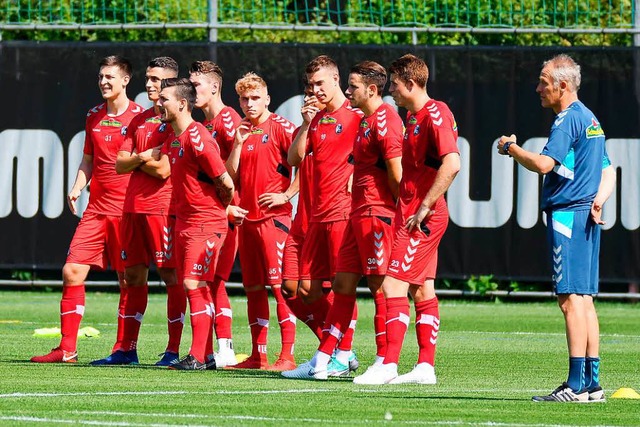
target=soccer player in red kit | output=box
[189,60,243,367]
[226,72,299,370]
[158,78,236,370]
[31,56,143,363]
[88,57,180,366]
[283,61,403,380]
[288,55,363,373]
[353,54,460,385]
[281,85,326,340]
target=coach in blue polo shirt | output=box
[498,54,616,403]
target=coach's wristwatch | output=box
[503,140,516,156]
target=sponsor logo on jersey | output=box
[408,116,418,125]
[453,120,458,131]
[336,124,343,134]
[251,127,264,135]
[159,123,167,132]
[586,118,604,139]
[262,134,269,144]
[171,140,180,148]
[360,120,369,128]
[205,124,214,132]
[145,117,162,124]
[99,120,123,127]
[319,116,337,124]
[414,125,420,136]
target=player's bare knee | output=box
[281,280,297,299]
[158,268,177,287]
[62,263,89,285]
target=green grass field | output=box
[1,290,639,426]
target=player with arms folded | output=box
[189,60,243,367]
[158,78,238,370]
[32,56,142,363]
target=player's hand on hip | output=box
[67,189,81,215]
[258,192,288,209]
[405,205,434,233]
[498,134,517,155]
[227,205,249,225]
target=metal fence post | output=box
[208,0,218,43]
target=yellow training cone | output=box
[235,353,249,363]
[610,388,640,399]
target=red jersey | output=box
[290,126,314,234]
[351,103,403,217]
[83,101,143,216]
[120,108,173,215]
[238,113,295,222]
[161,121,228,229]
[397,99,459,224]
[307,100,362,222]
[203,106,242,162]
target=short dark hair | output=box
[161,77,196,111]
[189,60,224,84]
[350,61,387,94]
[389,54,429,88]
[148,56,179,76]
[99,55,132,77]
[305,55,339,75]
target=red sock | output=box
[373,291,387,357]
[318,293,356,356]
[383,296,410,365]
[246,288,269,361]
[120,285,148,352]
[209,277,233,339]
[186,287,213,363]
[272,286,296,359]
[415,297,439,366]
[165,284,186,354]
[112,286,128,352]
[337,300,357,352]
[308,290,333,334]
[286,295,322,340]
[59,285,85,352]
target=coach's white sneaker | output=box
[282,361,328,380]
[353,363,397,385]
[389,363,437,384]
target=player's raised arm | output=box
[288,96,319,166]
[497,134,556,174]
[225,120,250,181]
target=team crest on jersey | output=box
[100,120,122,127]
[336,124,343,134]
[212,130,218,138]
[586,118,604,139]
[121,250,127,261]
[414,125,420,135]
[364,128,371,138]
[178,148,184,157]
[159,123,167,132]
[120,126,128,136]
[262,134,269,144]
[408,116,418,125]
[251,128,264,135]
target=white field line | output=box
[2,412,620,427]
[0,389,329,399]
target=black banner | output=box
[0,42,638,282]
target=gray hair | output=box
[543,54,581,92]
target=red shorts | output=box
[215,222,239,281]
[120,213,176,269]
[66,211,124,272]
[386,212,448,284]
[282,228,307,281]
[336,215,394,276]
[238,216,291,286]
[175,221,226,283]
[300,220,348,281]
